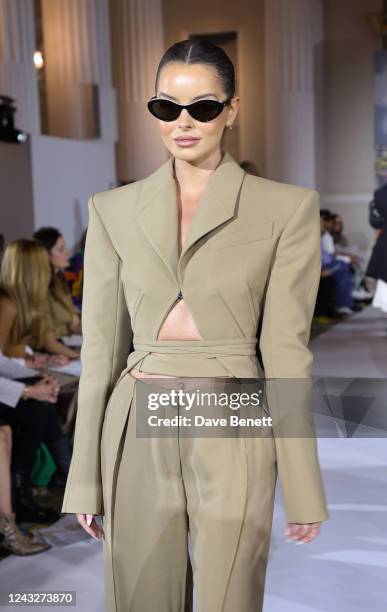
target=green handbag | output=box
[30,443,57,486]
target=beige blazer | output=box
[61,149,329,524]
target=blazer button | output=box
[177,291,183,299]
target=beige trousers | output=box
[107,364,277,612]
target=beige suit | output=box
[61,150,329,611]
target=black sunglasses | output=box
[147,96,232,122]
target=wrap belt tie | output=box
[132,336,258,357]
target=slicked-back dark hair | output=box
[155,39,236,99]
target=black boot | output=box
[12,468,60,524]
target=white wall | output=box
[30,135,116,250]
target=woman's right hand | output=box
[76,514,105,540]
[47,354,70,367]
[27,376,59,403]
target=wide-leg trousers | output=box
[109,369,278,612]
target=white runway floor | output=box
[1,306,386,611]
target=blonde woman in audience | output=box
[0,240,79,361]
[33,228,81,339]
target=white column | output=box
[0,0,40,133]
[264,0,324,188]
[110,0,167,182]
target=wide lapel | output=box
[135,150,246,286]
[135,156,179,286]
[178,150,245,269]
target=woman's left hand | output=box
[284,522,321,544]
[25,352,49,369]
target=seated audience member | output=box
[328,214,372,300]
[0,240,79,360]
[63,229,86,312]
[33,227,81,338]
[0,422,51,555]
[321,210,342,259]
[0,351,72,543]
[322,210,358,264]
[320,212,356,315]
[315,216,339,318]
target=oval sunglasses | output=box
[147,96,233,123]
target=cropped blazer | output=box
[62,149,329,523]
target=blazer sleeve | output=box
[259,190,329,524]
[259,190,321,379]
[61,195,133,515]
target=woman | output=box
[0,369,64,554]
[0,373,72,522]
[61,40,329,612]
[0,240,79,360]
[33,227,82,338]
[366,183,387,313]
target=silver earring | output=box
[228,124,233,130]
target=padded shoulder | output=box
[242,173,318,223]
